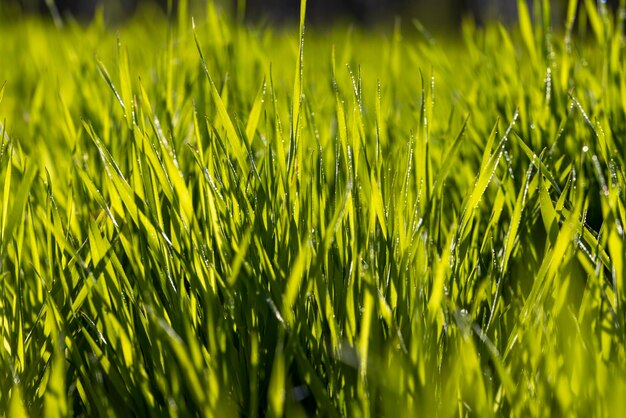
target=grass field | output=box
[1,0,625,416]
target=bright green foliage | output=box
[1,0,626,416]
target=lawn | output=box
[0,0,625,416]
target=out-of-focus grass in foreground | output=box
[1,0,625,416]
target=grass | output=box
[0,0,625,416]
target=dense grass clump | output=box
[1,0,625,416]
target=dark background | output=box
[0,1,621,27]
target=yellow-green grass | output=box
[1,0,625,416]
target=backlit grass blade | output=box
[193,19,250,174]
[357,286,374,378]
[44,316,68,418]
[428,231,453,322]
[500,160,535,274]
[227,226,252,286]
[433,114,469,194]
[584,0,606,45]
[518,0,537,61]
[117,38,134,129]
[96,57,126,113]
[88,219,111,268]
[154,133,194,229]
[58,93,77,143]
[246,77,266,142]
[538,171,559,244]
[565,0,579,36]
[292,0,307,138]
[3,162,38,247]
[8,385,27,418]
[459,121,504,238]
[368,171,387,239]
[268,66,288,184]
[1,146,12,244]
[282,240,310,326]
[268,334,286,418]
[415,70,429,213]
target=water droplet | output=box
[582,145,589,153]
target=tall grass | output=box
[1,0,625,416]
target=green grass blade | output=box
[246,77,266,142]
[192,19,250,174]
[518,0,537,61]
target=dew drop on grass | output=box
[582,145,589,153]
[591,155,609,196]
[609,159,620,189]
[429,75,436,110]
[504,149,515,180]
[572,96,597,135]
[361,259,369,271]
[544,68,552,103]
[503,110,519,139]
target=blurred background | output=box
[0,0,621,28]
